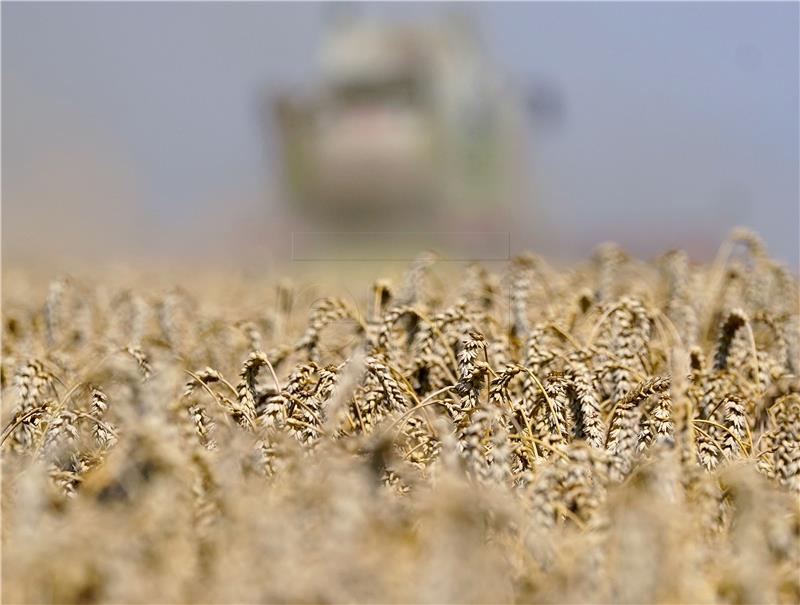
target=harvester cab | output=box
[272,14,527,236]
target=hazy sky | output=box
[3,2,798,267]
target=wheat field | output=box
[2,228,799,604]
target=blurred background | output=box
[3,2,798,270]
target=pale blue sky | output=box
[3,2,798,266]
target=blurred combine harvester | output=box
[273,14,528,239]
